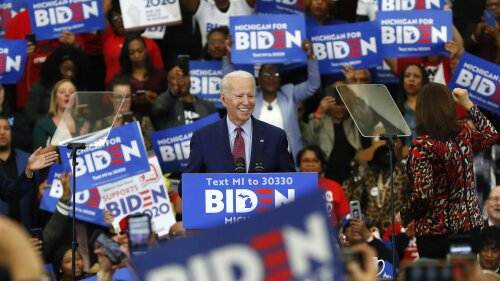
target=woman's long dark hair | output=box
[119,34,155,76]
[415,82,460,141]
[40,45,88,90]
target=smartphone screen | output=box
[128,214,152,257]
[484,9,496,27]
[349,200,362,219]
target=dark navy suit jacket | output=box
[179,117,296,197]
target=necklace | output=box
[376,173,391,208]
[267,104,273,111]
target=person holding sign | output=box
[223,39,320,163]
[180,70,295,197]
[396,84,499,259]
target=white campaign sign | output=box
[142,25,166,39]
[99,155,176,237]
[119,0,181,30]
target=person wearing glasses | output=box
[486,186,500,227]
[296,145,349,226]
[201,26,229,61]
[180,70,295,197]
[223,40,320,164]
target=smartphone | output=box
[177,55,190,76]
[449,234,472,256]
[135,90,146,97]
[122,112,134,123]
[349,200,362,219]
[92,232,126,264]
[128,213,152,257]
[484,9,496,27]
[25,33,36,44]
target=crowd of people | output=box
[0,0,499,280]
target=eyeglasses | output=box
[260,72,280,79]
[111,15,122,22]
[301,158,321,164]
[487,196,500,202]
[207,40,225,46]
[486,2,500,8]
[112,94,132,100]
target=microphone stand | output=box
[379,134,397,281]
[67,142,86,281]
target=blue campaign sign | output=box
[378,0,446,11]
[308,22,382,74]
[0,39,27,84]
[255,0,304,15]
[189,60,223,108]
[27,0,105,40]
[59,121,150,193]
[133,190,344,281]
[378,10,452,58]
[151,113,220,173]
[182,172,318,228]
[230,14,307,64]
[39,163,106,227]
[0,0,27,36]
[448,52,500,115]
[372,60,399,84]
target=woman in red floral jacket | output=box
[396,83,499,259]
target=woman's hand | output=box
[452,88,474,110]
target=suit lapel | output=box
[216,118,234,171]
[249,117,263,173]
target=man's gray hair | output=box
[220,70,255,96]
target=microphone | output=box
[235,157,246,173]
[255,158,264,173]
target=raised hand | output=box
[452,88,474,110]
[26,147,59,176]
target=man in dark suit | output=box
[180,70,296,197]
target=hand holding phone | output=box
[484,9,496,27]
[29,228,43,253]
[92,232,126,264]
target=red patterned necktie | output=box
[233,127,245,162]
